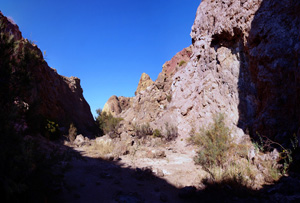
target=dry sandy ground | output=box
[54,139,207,203]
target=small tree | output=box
[189,113,232,168]
[95,108,123,138]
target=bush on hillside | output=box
[153,129,162,138]
[164,122,178,141]
[134,123,153,138]
[189,113,232,168]
[178,60,186,67]
[95,109,123,138]
[44,120,60,140]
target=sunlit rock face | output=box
[135,73,154,96]
[105,0,300,144]
[166,0,300,143]
[0,12,95,135]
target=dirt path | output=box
[55,139,206,202]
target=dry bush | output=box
[68,123,77,142]
[134,123,153,138]
[88,140,115,156]
[189,113,269,188]
[87,137,132,159]
[189,113,292,189]
[189,113,232,168]
[164,122,178,141]
[166,94,172,102]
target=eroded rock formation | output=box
[103,46,193,127]
[105,0,300,145]
[0,12,95,135]
[135,73,154,95]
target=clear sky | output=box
[1,0,200,118]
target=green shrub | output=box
[178,60,186,67]
[153,129,162,137]
[44,120,60,140]
[95,109,123,138]
[189,113,232,168]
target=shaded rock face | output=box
[245,0,300,140]
[0,12,95,135]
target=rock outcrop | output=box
[135,73,153,95]
[104,0,300,145]
[172,0,300,142]
[103,46,193,126]
[102,95,132,116]
[156,46,192,92]
[0,12,95,135]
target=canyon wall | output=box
[105,0,300,144]
[0,12,95,135]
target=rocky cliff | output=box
[104,0,300,145]
[102,46,192,128]
[176,0,300,142]
[0,12,95,135]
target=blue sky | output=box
[1,0,200,117]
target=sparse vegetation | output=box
[166,93,172,102]
[95,109,123,138]
[153,129,162,138]
[189,113,232,168]
[164,122,178,141]
[44,120,60,140]
[251,133,296,175]
[89,139,115,156]
[134,123,153,138]
[189,113,299,189]
[178,60,186,67]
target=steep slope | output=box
[170,0,300,142]
[0,12,95,135]
[102,46,192,127]
[104,0,300,146]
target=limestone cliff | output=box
[0,12,95,135]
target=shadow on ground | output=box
[45,141,300,203]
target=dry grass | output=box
[189,113,284,189]
[87,140,115,157]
